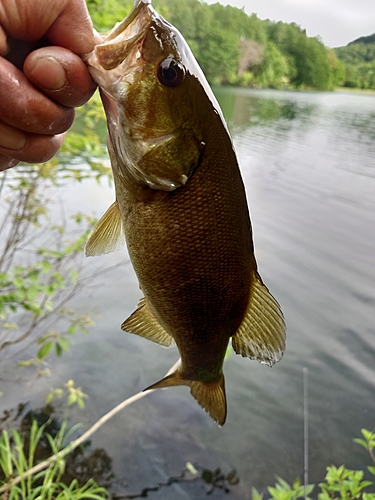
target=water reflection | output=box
[121,465,239,498]
[212,88,375,489]
[213,87,316,133]
[0,403,242,498]
[0,404,113,490]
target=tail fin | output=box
[144,370,227,426]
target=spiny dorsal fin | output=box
[121,297,174,347]
[232,272,286,366]
[144,370,227,426]
[85,201,125,256]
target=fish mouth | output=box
[93,0,153,71]
[84,0,228,130]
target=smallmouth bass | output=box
[84,0,286,425]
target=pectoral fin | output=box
[85,201,125,257]
[144,370,227,426]
[232,272,286,366]
[121,297,174,347]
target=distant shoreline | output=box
[335,87,375,95]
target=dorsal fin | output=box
[232,272,286,366]
[85,201,125,256]
[121,297,174,347]
[144,370,227,426]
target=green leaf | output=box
[46,392,54,405]
[304,484,315,496]
[360,480,373,489]
[55,342,62,357]
[19,359,39,367]
[41,260,52,273]
[77,397,86,409]
[44,300,54,311]
[68,393,77,406]
[363,494,375,500]
[362,429,375,441]
[70,269,78,284]
[201,469,213,484]
[37,341,53,359]
[68,323,78,335]
[368,466,375,476]
[27,286,39,301]
[13,277,23,288]
[252,487,263,500]
[226,469,239,483]
[58,337,70,352]
[354,438,368,450]
[275,476,293,491]
[317,491,331,500]
[28,269,40,282]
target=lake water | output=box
[1,88,375,498]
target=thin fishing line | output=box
[303,367,309,499]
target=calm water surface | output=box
[1,88,375,498]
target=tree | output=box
[253,42,289,88]
[86,0,352,90]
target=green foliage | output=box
[45,379,88,409]
[65,380,88,409]
[253,428,375,500]
[267,477,314,499]
[335,41,375,89]
[34,379,90,409]
[267,22,344,90]
[0,168,97,371]
[86,0,342,90]
[86,0,133,32]
[349,34,375,46]
[57,92,110,181]
[355,429,375,477]
[250,42,289,89]
[197,23,239,84]
[0,419,109,498]
[318,465,373,499]
[0,93,110,372]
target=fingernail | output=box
[29,56,67,91]
[0,123,26,150]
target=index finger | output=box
[0,0,96,54]
[47,0,97,54]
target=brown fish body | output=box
[115,87,254,379]
[85,0,285,425]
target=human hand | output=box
[0,0,101,171]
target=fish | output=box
[84,0,286,426]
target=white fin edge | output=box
[232,273,286,366]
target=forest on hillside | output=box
[86,0,375,91]
[335,34,375,89]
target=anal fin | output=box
[144,370,227,426]
[121,297,174,347]
[85,201,125,256]
[232,272,286,366]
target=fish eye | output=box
[157,58,185,87]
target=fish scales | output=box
[121,103,253,375]
[84,0,286,425]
